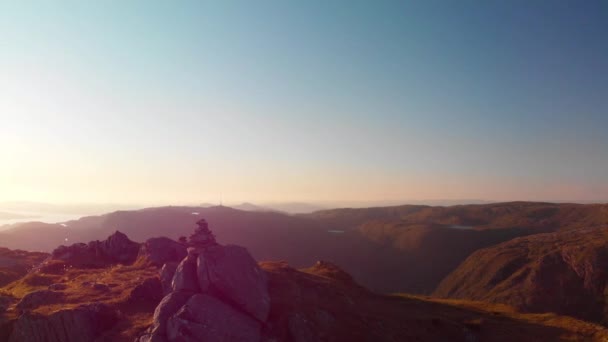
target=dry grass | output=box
[396,294,608,341]
[1,261,160,341]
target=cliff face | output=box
[435,227,608,323]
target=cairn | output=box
[187,218,218,255]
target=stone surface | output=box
[167,294,261,342]
[9,303,118,342]
[129,277,163,304]
[151,292,193,336]
[90,230,140,264]
[139,237,187,267]
[160,262,179,295]
[195,254,211,292]
[201,245,270,322]
[16,290,63,312]
[171,255,199,293]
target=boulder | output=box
[171,255,199,293]
[139,237,187,267]
[200,245,270,321]
[151,292,193,336]
[160,262,178,295]
[129,277,163,304]
[167,294,261,342]
[195,254,210,292]
[16,290,63,312]
[9,303,118,342]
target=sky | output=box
[0,1,607,206]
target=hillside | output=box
[305,201,608,232]
[1,202,607,294]
[435,227,608,324]
[0,248,48,287]
[1,230,607,342]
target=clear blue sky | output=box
[1,1,607,204]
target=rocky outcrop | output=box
[159,262,178,295]
[16,290,63,312]
[171,255,200,293]
[129,277,163,304]
[9,303,119,342]
[137,292,192,341]
[51,231,140,267]
[200,244,270,321]
[138,237,187,267]
[167,294,261,341]
[138,220,269,342]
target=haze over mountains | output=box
[2,201,607,295]
[2,201,608,341]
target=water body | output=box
[449,225,474,230]
[0,212,82,230]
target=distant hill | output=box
[1,202,607,294]
[435,227,608,324]
[2,231,606,342]
[231,202,277,212]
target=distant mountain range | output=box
[1,201,608,296]
[0,212,37,220]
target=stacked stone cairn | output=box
[137,219,270,342]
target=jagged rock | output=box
[171,255,199,293]
[139,237,187,267]
[129,277,163,304]
[51,231,140,267]
[91,230,140,263]
[51,243,94,266]
[167,294,261,342]
[200,245,270,321]
[16,290,63,312]
[48,283,67,291]
[160,262,178,295]
[9,303,118,342]
[151,292,193,337]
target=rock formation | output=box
[138,219,270,342]
[16,290,63,313]
[51,231,139,267]
[138,237,187,267]
[9,303,119,342]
